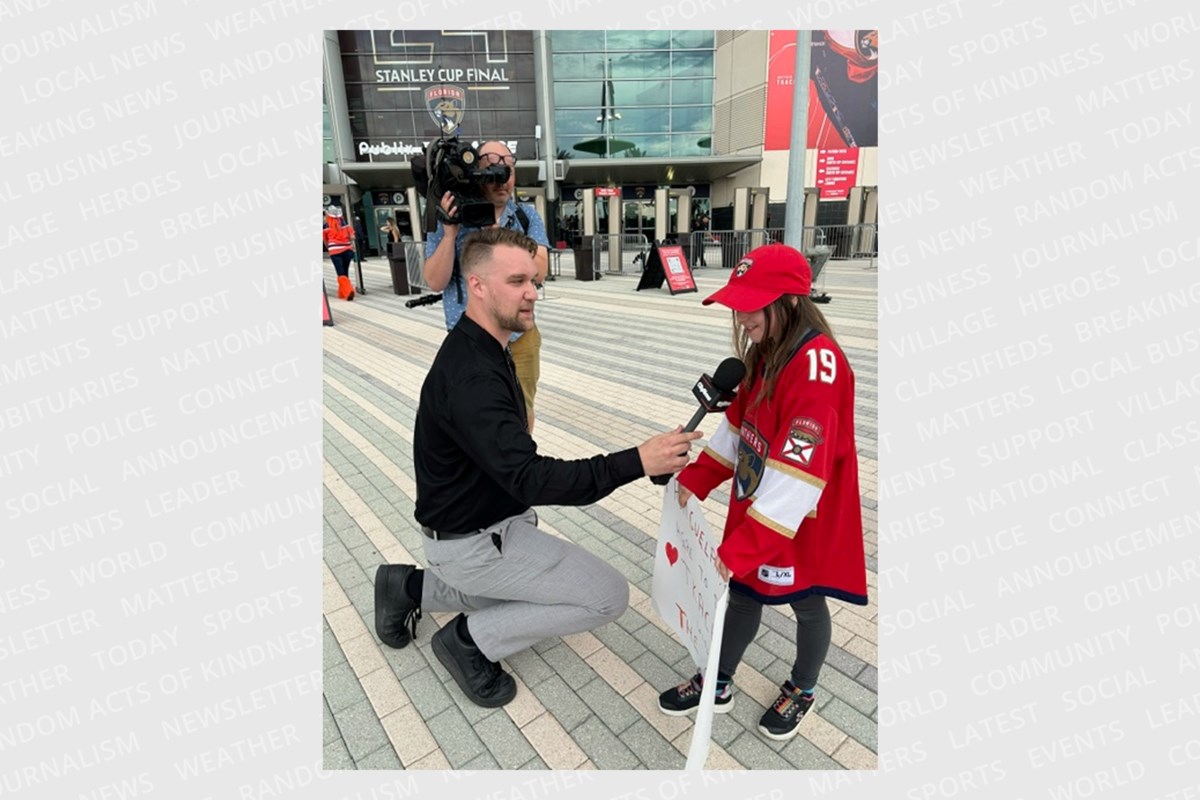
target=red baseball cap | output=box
[701,244,812,312]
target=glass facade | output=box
[551,31,714,160]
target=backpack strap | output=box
[763,327,823,378]
[790,327,823,360]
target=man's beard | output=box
[485,184,512,206]
[492,303,532,334]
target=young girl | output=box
[658,243,868,742]
[322,206,356,300]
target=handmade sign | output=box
[652,477,730,769]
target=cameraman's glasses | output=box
[480,153,517,167]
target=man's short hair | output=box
[461,227,538,274]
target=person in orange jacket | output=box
[323,206,356,300]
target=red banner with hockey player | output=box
[766,30,878,151]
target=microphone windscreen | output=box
[712,358,746,392]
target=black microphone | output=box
[651,357,746,486]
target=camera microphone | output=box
[404,293,443,309]
[650,357,746,486]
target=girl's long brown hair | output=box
[734,295,837,409]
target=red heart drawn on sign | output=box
[665,542,679,566]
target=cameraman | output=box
[423,141,550,433]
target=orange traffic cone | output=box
[337,275,355,301]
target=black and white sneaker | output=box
[658,672,734,716]
[758,680,814,741]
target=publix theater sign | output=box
[358,141,426,157]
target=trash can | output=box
[572,235,597,281]
[386,242,409,295]
[720,233,746,269]
[805,244,834,300]
[804,245,834,283]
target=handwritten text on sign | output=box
[652,479,724,669]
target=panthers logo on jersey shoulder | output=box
[735,422,768,501]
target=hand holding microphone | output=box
[650,358,746,486]
[637,425,703,478]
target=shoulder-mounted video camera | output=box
[411,136,510,233]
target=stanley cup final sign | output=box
[652,478,730,769]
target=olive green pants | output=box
[508,323,541,422]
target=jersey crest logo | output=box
[735,422,767,501]
[425,85,466,134]
[782,417,824,467]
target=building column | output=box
[406,187,422,243]
[861,187,878,253]
[862,188,879,225]
[654,187,669,242]
[677,191,692,235]
[533,31,558,241]
[532,193,547,226]
[803,190,820,249]
[846,186,864,225]
[749,187,769,247]
[608,195,621,272]
[733,187,750,230]
[322,32,355,184]
[581,189,595,236]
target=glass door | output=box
[623,199,655,242]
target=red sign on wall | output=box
[815,148,859,199]
[595,187,619,197]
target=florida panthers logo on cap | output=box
[425,85,466,134]
[735,423,767,501]
[734,256,753,278]
[782,417,824,467]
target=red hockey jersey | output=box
[677,334,868,605]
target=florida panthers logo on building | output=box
[735,423,767,501]
[425,85,466,134]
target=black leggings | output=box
[718,591,831,690]
[330,250,353,277]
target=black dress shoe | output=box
[374,564,421,649]
[431,614,516,708]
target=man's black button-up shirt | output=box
[414,314,645,533]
